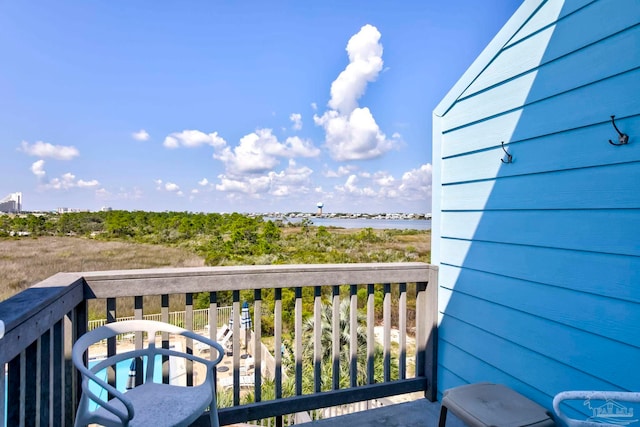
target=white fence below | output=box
[88,306,233,333]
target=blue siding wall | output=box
[432,0,640,416]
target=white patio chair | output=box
[198,324,232,353]
[553,390,640,427]
[73,320,225,427]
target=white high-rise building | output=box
[0,192,22,213]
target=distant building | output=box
[0,192,22,213]
[316,202,324,215]
[57,207,89,214]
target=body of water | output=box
[283,217,431,230]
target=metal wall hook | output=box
[500,141,513,164]
[609,115,629,146]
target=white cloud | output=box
[334,174,377,197]
[20,140,79,160]
[372,171,395,186]
[324,165,357,178]
[214,129,319,174]
[198,178,209,186]
[315,107,397,161]
[329,24,383,114]
[77,179,100,188]
[31,160,46,178]
[311,102,317,111]
[163,130,227,149]
[216,174,271,195]
[314,25,399,161]
[281,136,320,157]
[132,129,150,141]
[399,163,432,200]
[191,189,199,194]
[270,160,313,186]
[165,182,180,192]
[332,164,432,202]
[42,172,100,190]
[290,113,302,130]
[214,160,314,198]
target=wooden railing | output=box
[0,262,438,426]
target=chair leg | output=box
[209,392,220,427]
[438,405,448,427]
[209,409,219,427]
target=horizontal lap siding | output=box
[442,116,640,184]
[441,210,640,256]
[464,0,635,98]
[436,0,640,408]
[439,240,640,303]
[443,69,640,157]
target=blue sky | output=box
[0,1,522,214]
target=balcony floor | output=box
[294,399,466,427]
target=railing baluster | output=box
[349,284,357,388]
[331,285,340,391]
[161,294,169,384]
[274,288,282,401]
[294,287,302,396]
[253,289,262,402]
[425,269,439,400]
[209,292,217,349]
[366,283,375,385]
[232,290,240,406]
[7,354,19,425]
[38,329,52,425]
[314,286,322,393]
[134,296,144,388]
[185,293,194,387]
[208,291,218,405]
[52,320,63,426]
[25,340,37,426]
[64,309,75,426]
[415,282,425,379]
[399,282,407,380]
[383,283,391,382]
[106,298,116,400]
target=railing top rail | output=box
[81,262,437,298]
[0,272,85,362]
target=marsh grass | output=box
[1,228,430,319]
[0,236,204,302]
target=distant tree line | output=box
[0,210,425,265]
